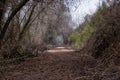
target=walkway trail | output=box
[0,47,96,80]
[46,47,75,53]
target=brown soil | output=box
[0,51,97,80]
[0,50,119,80]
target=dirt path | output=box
[45,47,75,53]
[0,47,96,80]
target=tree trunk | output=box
[19,4,36,40]
[0,0,29,42]
[0,0,6,31]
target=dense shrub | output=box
[84,2,120,67]
[68,26,94,48]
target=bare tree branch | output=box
[19,3,37,40]
[27,1,53,27]
[0,0,29,41]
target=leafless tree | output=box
[0,0,29,43]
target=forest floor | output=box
[0,47,119,80]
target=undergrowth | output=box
[68,25,94,48]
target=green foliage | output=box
[68,1,108,48]
[68,31,80,47]
[68,26,94,48]
[90,1,107,27]
[102,2,107,9]
[90,9,103,27]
